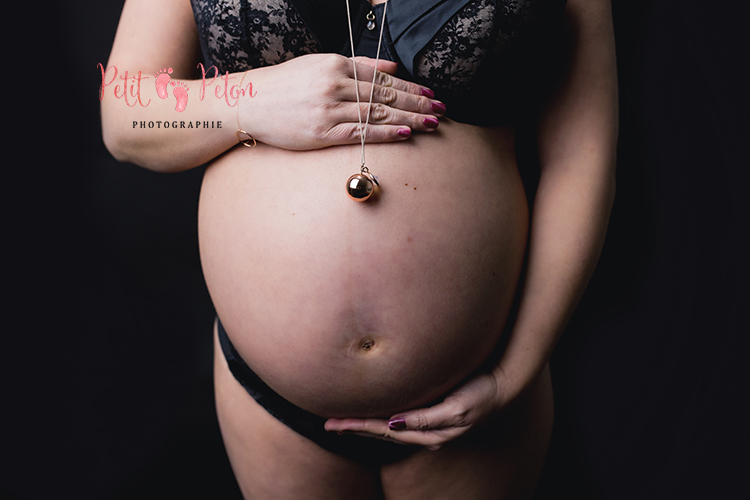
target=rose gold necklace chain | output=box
[345,0,388,201]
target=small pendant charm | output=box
[346,172,377,201]
[366,11,376,30]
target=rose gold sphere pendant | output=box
[346,171,379,202]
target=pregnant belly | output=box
[198,119,528,418]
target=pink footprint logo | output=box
[154,67,189,112]
[171,81,189,112]
[155,68,172,99]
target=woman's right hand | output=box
[241,53,445,150]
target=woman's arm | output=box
[489,0,618,397]
[325,0,618,448]
[101,0,443,172]
[100,0,231,171]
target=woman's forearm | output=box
[100,0,237,172]
[493,0,618,393]
[101,0,441,172]
[493,154,616,390]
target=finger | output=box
[324,417,390,434]
[339,429,461,449]
[346,60,432,99]
[341,431,411,445]
[340,425,466,449]
[379,427,466,449]
[353,56,398,75]
[339,79,445,120]
[324,122,412,145]
[325,417,469,449]
[329,102,441,137]
[325,418,462,449]
[389,399,469,432]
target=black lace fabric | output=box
[240,0,320,68]
[414,0,557,104]
[413,0,497,96]
[191,0,320,73]
[189,0,564,124]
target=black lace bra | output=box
[190,0,568,125]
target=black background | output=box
[4,0,748,498]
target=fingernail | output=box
[431,101,446,115]
[421,88,435,98]
[397,127,411,138]
[388,417,407,430]
[423,117,439,129]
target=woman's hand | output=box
[243,53,444,150]
[324,370,521,451]
[103,0,444,170]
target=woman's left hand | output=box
[324,370,517,451]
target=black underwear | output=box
[217,318,419,464]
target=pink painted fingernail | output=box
[397,127,411,138]
[423,117,439,129]
[388,417,407,430]
[431,101,446,114]
[421,88,435,98]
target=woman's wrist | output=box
[490,334,551,406]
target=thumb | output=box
[388,401,464,431]
[354,56,398,75]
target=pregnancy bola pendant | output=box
[345,1,388,202]
[346,169,379,201]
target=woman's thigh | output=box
[380,365,554,500]
[213,323,381,500]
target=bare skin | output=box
[214,321,553,500]
[198,119,527,419]
[102,0,618,497]
[325,0,618,452]
[200,93,538,500]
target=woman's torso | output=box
[200,123,527,418]
[194,0,564,418]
